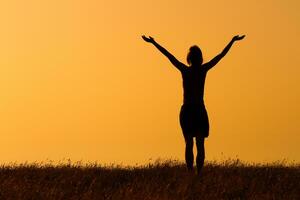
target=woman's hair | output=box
[187,45,203,66]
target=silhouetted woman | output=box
[142,35,245,174]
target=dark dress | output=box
[179,66,209,138]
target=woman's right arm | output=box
[204,35,245,71]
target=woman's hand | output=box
[142,35,155,43]
[232,35,245,42]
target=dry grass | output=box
[0,159,299,200]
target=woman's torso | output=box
[181,66,207,105]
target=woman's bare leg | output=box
[196,137,205,174]
[185,136,194,171]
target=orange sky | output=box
[0,0,299,164]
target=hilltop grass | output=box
[0,159,299,200]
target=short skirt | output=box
[179,103,209,138]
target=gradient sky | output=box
[0,0,299,164]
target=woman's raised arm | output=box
[204,35,245,71]
[142,35,187,72]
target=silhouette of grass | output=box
[0,159,299,200]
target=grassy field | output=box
[0,159,299,200]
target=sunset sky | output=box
[0,0,299,164]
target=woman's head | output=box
[187,45,203,66]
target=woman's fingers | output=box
[142,35,150,42]
[233,35,246,41]
[238,35,245,40]
[142,35,154,43]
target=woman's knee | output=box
[196,137,204,145]
[185,137,193,149]
[196,138,205,152]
